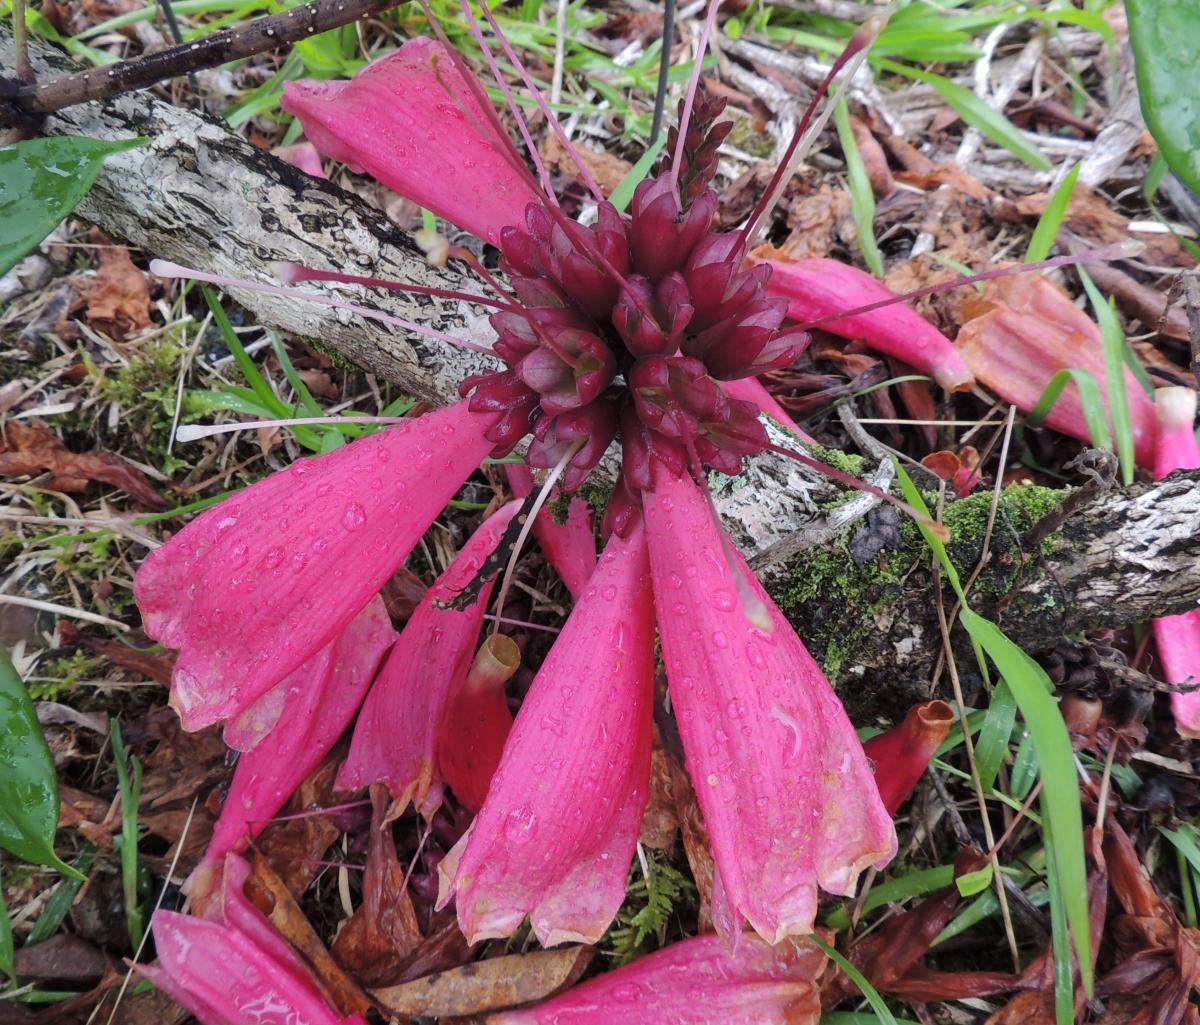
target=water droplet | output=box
[503,806,536,844]
[745,641,766,669]
[263,546,284,569]
[291,552,309,573]
[726,697,747,718]
[712,631,729,649]
[706,773,719,787]
[229,541,249,569]
[342,503,366,531]
[710,589,735,611]
[601,585,617,601]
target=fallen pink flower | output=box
[862,700,955,815]
[750,248,975,392]
[492,933,828,1025]
[271,142,327,180]
[438,523,654,946]
[955,274,1156,467]
[505,463,596,598]
[643,464,895,943]
[1151,386,1200,738]
[338,500,521,813]
[134,400,497,732]
[138,855,363,1025]
[185,597,395,911]
[437,633,520,812]
[281,38,539,245]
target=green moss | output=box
[769,483,1068,677]
[306,338,358,372]
[546,481,610,527]
[31,652,104,700]
[727,116,778,159]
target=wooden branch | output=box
[6,26,1200,715]
[1,0,393,126]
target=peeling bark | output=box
[7,26,1200,714]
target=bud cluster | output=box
[459,96,809,499]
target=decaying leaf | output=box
[58,622,176,685]
[331,785,422,986]
[638,731,679,851]
[247,850,374,1017]
[373,945,593,1017]
[84,242,153,338]
[0,419,166,508]
[542,133,632,196]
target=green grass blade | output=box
[1077,268,1135,485]
[610,134,668,213]
[1026,163,1080,263]
[1026,368,1112,452]
[810,935,899,1025]
[110,722,146,949]
[973,679,1016,791]
[878,60,1051,170]
[834,98,884,277]
[25,847,97,946]
[825,864,957,930]
[1043,816,1078,1025]
[0,874,12,982]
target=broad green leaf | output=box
[0,651,82,879]
[1026,163,1080,263]
[834,98,884,278]
[878,60,1050,170]
[1127,0,1200,196]
[955,863,994,897]
[0,135,145,276]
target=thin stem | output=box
[284,265,509,310]
[650,0,677,145]
[12,0,33,84]
[668,0,721,192]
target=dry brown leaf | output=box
[373,945,593,1018]
[542,133,633,196]
[13,936,110,985]
[85,243,152,338]
[669,751,714,933]
[638,730,679,851]
[331,786,422,986]
[849,114,894,196]
[255,750,344,898]
[248,850,374,1017]
[58,622,176,684]
[0,419,166,508]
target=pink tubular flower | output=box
[1150,387,1200,738]
[437,523,654,946]
[750,250,975,392]
[722,375,816,443]
[862,700,955,815]
[139,855,364,1025]
[337,500,522,812]
[505,464,597,598]
[491,932,828,1025]
[134,399,497,732]
[185,597,395,910]
[643,464,895,943]
[955,275,1156,467]
[281,38,539,245]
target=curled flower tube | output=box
[134,400,498,732]
[437,523,655,946]
[185,597,395,912]
[643,464,895,943]
[504,464,596,598]
[1150,387,1200,738]
[337,500,521,813]
[491,932,828,1025]
[281,38,539,245]
[138,856,364,1025]
[862,700,955,815]
[750,250,975,392]
[955,274,1156,467]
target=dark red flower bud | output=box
[619,399,685,494]
[527,401,618,492]
[629,179,717,282]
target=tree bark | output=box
[7,25,1200,715]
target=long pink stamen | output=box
[474,0,607,203]
[669,0,722,192]
[797,241,1143,329]
[150,260,496,354]
[284,264,508,309]
[454,0,559,199]
[739,14,886,247]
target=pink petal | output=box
[337,500,522,811]
[956,275,1156,467]
[492,932,827,1025]
[437,634,520,812]
[1151,387,1200,738]
[643,465,895,943]
[270,142,328,180]
[862,700,955,815]
[751,252,975,392]
[504,464,597,598]
[196,597,394,881]
[438,524,654,946]
[721,375,816,443]
[134,400,496,732]
[281,38,540,246]
[145,910,342,1025]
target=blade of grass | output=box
[810,935,899,1025]
[1025,163,1080,263]
[1077,268,1135,485]
[1026,368,1113,452]
[833,98,884,277]
[0,875,12,983]
[25,846,97,946]
[609,134,668,213]
[110,722,146,949]
[1043,816,1076,1025]
[973,679,1016,792]
[824,864,957,930]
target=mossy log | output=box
[8,26,1200,724]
